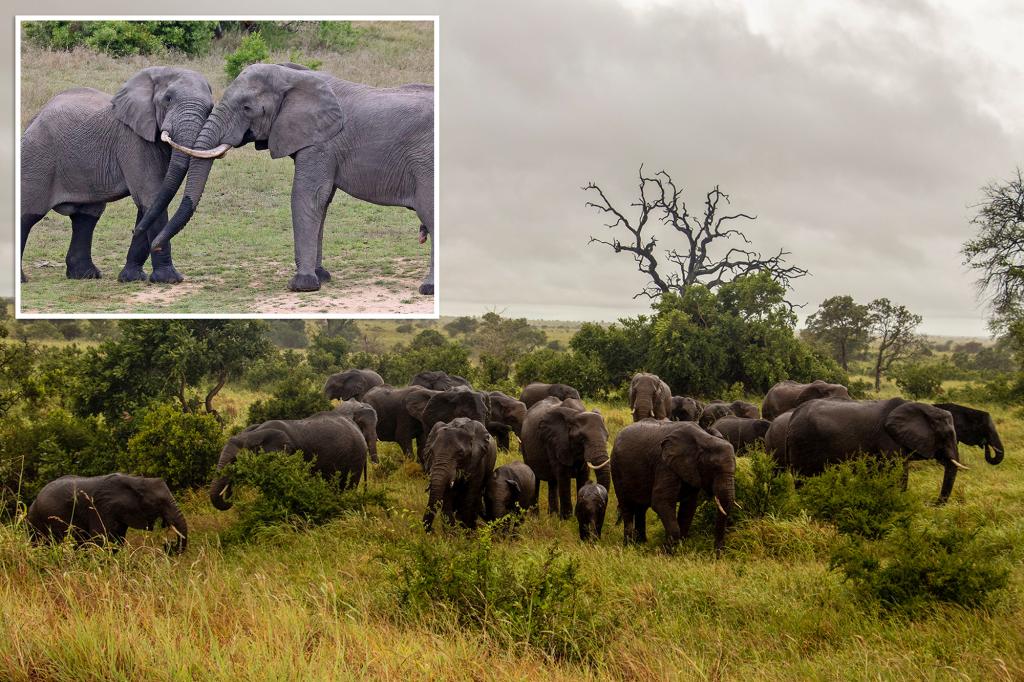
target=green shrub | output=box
[306,333,350,375]
[246,378,330,424]
[287,50,322,71]
[513,348,607,398]
[315,21,365,50]
[395,527,611,664]
[242,350,316,391]
[830,521,1010,615]
[23,21,215,57]
[225,31,269,80]
[123,403,224,491]
[798,456,917,539]
[735,448,798,520]
[892,362,945,399]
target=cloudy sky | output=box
[5,1,1023,335]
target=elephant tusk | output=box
[949,459,969,471]
[732,500,743,510]
[714,496,727,516]
[161,131,231,159]
[170,526,186,539]
[220,483,231,497]
[587,458,611,470]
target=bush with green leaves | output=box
[798,456,917,538]
[892,362,945,400]
[306,333,350,375]
[513,348,607,398]
[123,403,224,491]
[23,21,215,57]
[395,527,611,664]
[241,350,316,391]
[735,448,798,520]
[315,21,366,50]
[225,31,270,80]
[246,378,331,424]
[830,521,1010,615]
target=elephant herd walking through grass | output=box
[24,368,1007,558]
[21,63,435,296]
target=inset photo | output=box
[16,17,436,316]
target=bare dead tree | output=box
[584,167,808,300]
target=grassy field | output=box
[1,385,1022,680]
[18,22,435,315]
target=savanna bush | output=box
[23,21,215,57]
[892,362,945,400]
[241,350,316,391]
[513,349,607,398]
[395,527,612,664]
[830,521,1010,615]
[305,333,350,375]
[225,31,269,80]
[798,456,917,538]
[123,403,224,491]
[735,448,798,520]
[246,378,330,424]
[315,21,365,50]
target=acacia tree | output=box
[868,298,922,391]
[585,167,807,300]
[804,295,871,371]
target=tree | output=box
[444,316,479,337]
[804,295,871,371]
[470,312,546,364]
[585,167,807,300]
[962,168,1024,331]
[868,299,922,391]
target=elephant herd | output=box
[24,371,1006,558]
[21,63,435,295]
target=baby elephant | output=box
[575,481,608,542]
[27,474,188,554]
[483,461,537,527]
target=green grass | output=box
[19,22,434,315]
[2,397,1023,679]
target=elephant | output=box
[324,368,384,401]
[485,391,527,450]
[483,461,537,526]
[149,63,435,295]
[520,397,611,519]
[422,418,497,531]
[405,388,490,466]
[209,413,367,510]
[321,399,379,464]
[933,403,1005,465]
[629,372,673,422]
[20,67,213,284]
[761,379,852,420]
[574,481,608,542]
[778,398,967,503]
[670,396,703,422]
[711,417,771,454]
[698,401,735,429]
[519,382,582,408]
[362,385,433,458]
[728,400,760,419]
[27,474,187,554]
[763,410,793,463]
[611,420,736,554]
[410,370,472,391]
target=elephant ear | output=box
[248,427,292,454]
[660,425,702,486]
[539,409,574,467]
[269,68,344,159]
[112,67,166,142]
[884,402,938,456]
[404,388,437,423]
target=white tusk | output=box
[587,458,611,470]
[714,496,727,516]
[161,131,231,159]
[733,500,743,510]
[220,484,230,497]
[170,526,186,539]
[950,459,969,471]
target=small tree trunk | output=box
[874,347,884,391]
[205,370,228,421]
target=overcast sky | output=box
[5,1,1023,335]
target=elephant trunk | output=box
[209,439,239,510]
[151,105,231,251]
[712,472,736,555]
[985,421,1005,465]
[423,467,453,531]
[633,394,654,422]
[937,456,962,504]
[162,499,188,554]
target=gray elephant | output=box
[575,481,608,542]
[519,382,582,408]
[777,398,967,502]
[670,396,703,422]
[150,63,435,295]
[933,403,1005,464]
[629,372,673,422]
[520,398,611,518]
[21,67,213,284]
[727,400,760,419]
[483,461,537,526]
[611,420,736,554]
[410,370,472,391]
[405,388,490,467]
[321,398,379,463]
[422,418,497,531]
[698,401,735,429]
[324,368,384,401]
[485,391,527,450]
[209,412,367,510]
[711,416,771,454]
[761,380,851,420]
[27,474,187,554]
[362,385,433,458]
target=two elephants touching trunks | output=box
[21,62,435,297]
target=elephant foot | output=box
[20,270,27,283]
[118,264,148,282]
[315,266,332,283]
[418,282,434,296]
[150,266,184,284]
[289,272,321,292]
[66,261,102,279]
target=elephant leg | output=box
[456,488,479,529]
[66,205,105,279]
[20,213,46,283]
[652,473,684,552]
[415,185,434,296]
[635,507,649,544]
[119,205,152,282]
[595,512,604,539]
[314,187,336,283]
[441,494,456,527]
[546,479,559,515]
[145,209,184,284]
[622,508,636,545]
[557,470,573,520]
[677,492,699,538]
[900,459,910,492]
[287,149,333,292]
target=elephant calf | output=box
[27,474,188,554]
[712,417,771,455]
[575,481,608,542]
[423,418,497,531]
[483,462,537,527]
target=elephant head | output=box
[114,67,216,238]
[629,373,670,421]
[884,401,966,502]
[209,424,292,510]
[149,63,344,250]
[407,389,488,434]
[538,407,611,490]
[933,402,1005,465]
[671,396,703,422]
[324,369,384,401]
[334,399,379,463]
[485,472,520,521]
[660,423,736,552]
[982,413,1005,465]
[422,418,492,531]
[410,370,472,391]
[487,392,527,437]
[128,477,189,554]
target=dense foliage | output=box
[23,21,217,57]
[224,31,270,80]
[123,404,224,491]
